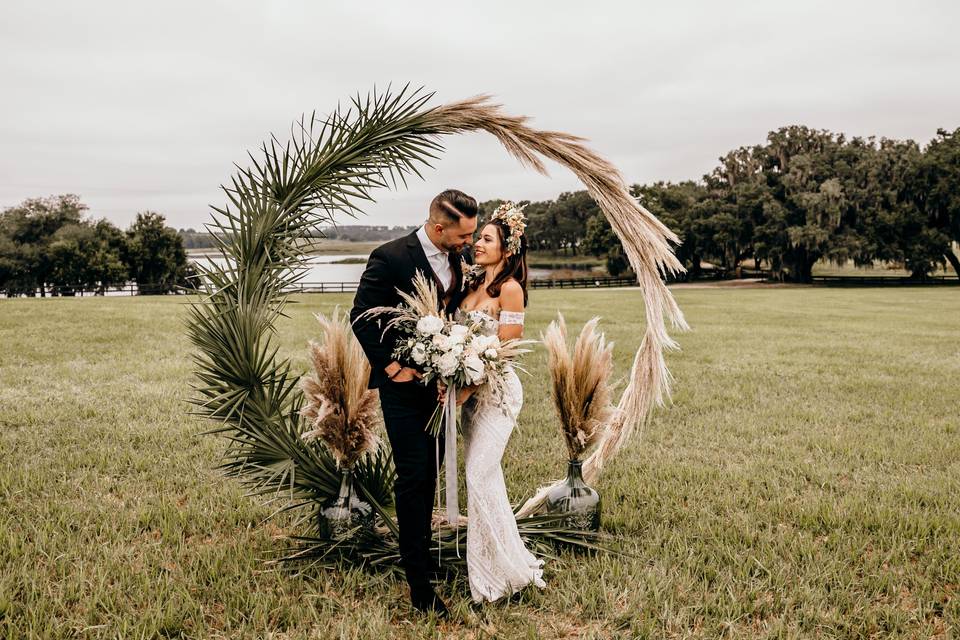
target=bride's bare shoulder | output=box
[499,278,523,294]
[498,279,524,308]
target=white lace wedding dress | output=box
[456,308,546,603]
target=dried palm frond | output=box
[300,307,380,469]
[271,511,618,574]
[495,336,537,376]
[423,96,689,517]
[542,313,616,461]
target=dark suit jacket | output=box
[350,230,472,389]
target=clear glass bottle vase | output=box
[319,467,374,540]
[544,459,601,531]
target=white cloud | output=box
[1,0,958,229]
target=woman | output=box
[440,201,546,603]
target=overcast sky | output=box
[2,1,958,230]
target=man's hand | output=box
[385,361,421,383]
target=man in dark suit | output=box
[350,189,478,616]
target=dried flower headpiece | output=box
[489,201,527,254]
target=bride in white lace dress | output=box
[440,202,546,603]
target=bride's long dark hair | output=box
[469,220,528,307]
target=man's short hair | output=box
[429,189,479,225]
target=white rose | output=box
[463,353,485,385]
[484,348,498,359]
[439,331,468,350]
[416,315,445,335]
[411,343,427,364]
[436,351,459,378]
[449,324,469,337]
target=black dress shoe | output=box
[411,588,449,618]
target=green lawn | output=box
[2,287,958,638]
[810,261,955,278]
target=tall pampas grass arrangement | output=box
[542,313,617,462]
[300,307,380,469]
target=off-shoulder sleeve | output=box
[498,310,525,325]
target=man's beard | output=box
[440,239,462,254]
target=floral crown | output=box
[489,201,527,254]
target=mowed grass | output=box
[1,286,958,639]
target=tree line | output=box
[482,126,960,282]
[0,195,191,296]
[177,224,419,248]
[3,124,957,295]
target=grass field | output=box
[2,287,959,638]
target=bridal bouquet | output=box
[360,270,532,436]
[398,308,521,436]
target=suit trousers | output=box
[378,378,444,593]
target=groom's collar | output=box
[415,224,447,257]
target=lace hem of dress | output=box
[498,310,525,325]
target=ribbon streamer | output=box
[445,384,460,557]
[434,384,461,561]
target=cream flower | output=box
[416,315,445,335]
[463,353,485,385]
[410,343,427,364]
[436,351,459,377]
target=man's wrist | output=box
[384,361,402,378]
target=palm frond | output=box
[268,511,619,573]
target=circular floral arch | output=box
[187,85,687,566]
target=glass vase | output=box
[319,467,374,540]
[544,459,601,531]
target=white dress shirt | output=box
[416,224,452,291]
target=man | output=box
[350,189,478,616]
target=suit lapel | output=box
[450,249,463,288]
[447,248,473,315]
[406,231,434,281]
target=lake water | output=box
[0,253,557,298]
[191,254,371,283]
[190,253,553,283]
